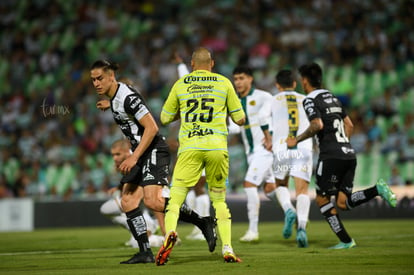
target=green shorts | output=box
[172,150,229,189]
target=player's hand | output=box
[119,155,138,174]
[173,52,183,64]
[96,99,110,111]
[262,137,272,152]
[286,136,298,148]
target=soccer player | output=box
[90,60,216,264]
[287,62,397,249]
[231,66,279,243]
[175,53,211,241]
[99,139,164,248]
[157,47,245,265]
[271,69,312,248]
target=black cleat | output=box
[120,251,155,264]
[199,216,217,252]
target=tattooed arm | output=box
[286,118,323,147]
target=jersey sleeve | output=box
[302,97,320,121]
[124,93,149,121]
[177,63,190,78]
[259,93,272,131]
[227,117,241,134]
[160,82,179,125]
[226,79,245,123]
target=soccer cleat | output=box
[328,239,357,249]
[120,251,155,264]
[296,228,308,248]
[155,231,177,266]
[239,230,259,243]
[186,227,205,241]
[376,178,397,207]
[198,216,217,252]
[222,245,242,263]
[283,209,297,239]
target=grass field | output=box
[0,220,413,275]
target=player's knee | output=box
[336,199,348,210]
[263,182,276,193]
[336,192,350,210]
[144,196,165,212]
[208,186,226,202]
[121,195,135,212]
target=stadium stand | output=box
[0,0,413,201]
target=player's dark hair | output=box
[233,65,253,76]
[276,69,294,88]
[90,60,119,72]
[298,62,322,88]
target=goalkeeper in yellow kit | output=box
[156,47,246,265]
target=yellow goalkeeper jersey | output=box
[161,69,245,153]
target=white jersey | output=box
[239,88,273,156]
[271,91,312,152]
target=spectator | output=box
[389,166,405,186]
[381,122,405,154]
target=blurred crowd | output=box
[0,0,413,200]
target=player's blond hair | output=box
[192,47,212,66]
[111,139,130,150]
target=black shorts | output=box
[315,158,357,197]
[120,146,170,187]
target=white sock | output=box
[275,186,295,213]
[186,189,196,210]
[195,194,210,217]
[244,187,260,233]
[112,213,129,230]
[100,197,122,216]
[296,194,310,230]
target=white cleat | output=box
[186,227,205,240]
[239,230,259,242]
[149,234,165,248]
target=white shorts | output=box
[273,149,313,182]
[245,151,275,186]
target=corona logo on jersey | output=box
[183,75,218,84]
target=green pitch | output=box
[0,220,413,274]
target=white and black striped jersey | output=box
[110,82,167,153]
[303,89,355,160]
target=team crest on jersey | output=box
[249,100,256,106]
